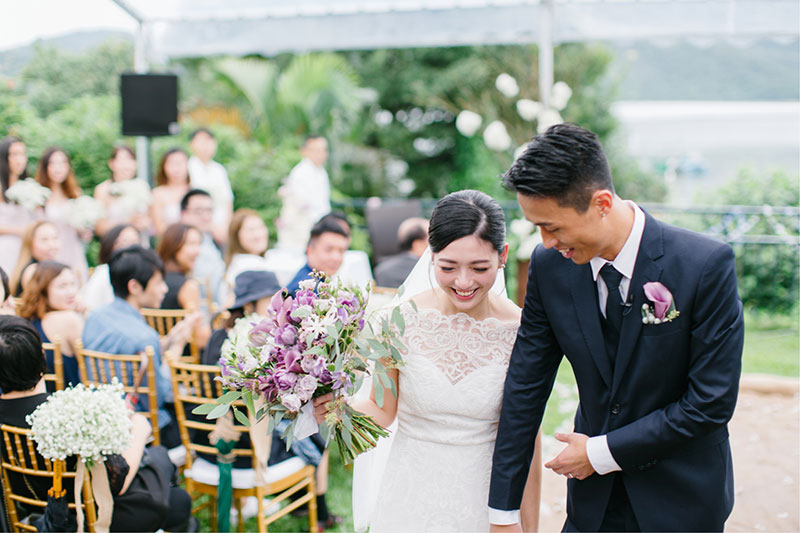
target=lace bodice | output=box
[395,306,519,446]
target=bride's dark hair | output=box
[428,190,505,254]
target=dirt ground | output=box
[537,379,800,532]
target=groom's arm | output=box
[489,250,563,514]
[606,244,744,469]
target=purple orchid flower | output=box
[283,349,303,373]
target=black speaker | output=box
[120,73,179,137]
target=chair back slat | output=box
[41,337,65,392]
[74,340,161,446]
[140,307,200,362]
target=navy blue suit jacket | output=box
[489,211,744,531]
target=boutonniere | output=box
[641,282,680,324]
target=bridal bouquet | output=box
[196,272,405,464]
[108,179,152,214]
[4,178,50,210]
[27,381,132,467]
[67,195,104,231]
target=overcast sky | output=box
[0,0,136,51]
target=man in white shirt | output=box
[276,135,331,251]
[489,124,743,532]
[187,128,234,246]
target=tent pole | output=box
[134,22,151,186]
[539,0,554,109]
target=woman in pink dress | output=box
[94,145,152,240]
[0,136,33,275]
[34,147,89,284]
[150,148,190,238]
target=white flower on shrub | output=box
[551,81,573,111]
[516,99,542,122]
[455,110,483,137]
[510,218,535,239]
[537,109,563,134]
[513,144,528,161]
[483,121,512,151]
[495,73,520,98]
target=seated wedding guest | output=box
[82,246,199,449]
[10,220,61,296]
[0,315,194,532]
[0,136,33,275]
[158,222,211,349]
[150,148,190,238]
[179,189,225,308]
[201,270,280,365]
[286,218,349,295]
[79,224,141,311]
[0,267,15,315]
[318,212,374,288]
[188,128,233,246]
[94,145,152,239]
[18,261,82,387]
[223,209,272,303]
[35,147,89,283]
[374,217,429,288]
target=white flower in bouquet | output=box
[108,179,151,214]
[4,178,50,211]
[26,381,132,467]
[495,73,520,98]
[550,81,573,111]
[537,108,564,134]
[455,110,483,137]
[67,195,104,231]
[483,120,512,151]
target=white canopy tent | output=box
[110,0,799,179]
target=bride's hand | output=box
[313,393,334,424]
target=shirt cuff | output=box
[586,434,622,475]
[488,507,520,526]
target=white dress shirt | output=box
[285,158,331,225]
[188,156,233,226]
[489,202,645,526]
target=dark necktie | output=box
[599,263,624,364]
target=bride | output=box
[317,190,541,531]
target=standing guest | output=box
[34,147,89,283]
[179,189,225,308]
[187,128,233,246]
[0,314,194,532]
[10,220,61,296]
[489,124,744,532]
[157,223,211,349]
[285,218,349,295]
[374,217,429,288]
[93,145,152,239]
[276,135,331,251]
[0,267,15,315]
[82,246,199,449]
[223,209,272,303]
[18,262,82,387]
[0,136,33,275]
[80,224,141,311]
[150,148,190,238]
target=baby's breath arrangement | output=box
[4,178,50,210]
[26,381,132,467]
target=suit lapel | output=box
[611,212,664,395]
[570,265,612,388]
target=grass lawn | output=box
[742,309,799,377]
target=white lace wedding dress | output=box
[369,305,519,532]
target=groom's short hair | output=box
[503,123,614,213]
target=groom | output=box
[489,124,744,532]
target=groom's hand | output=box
[545,432,595,480]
